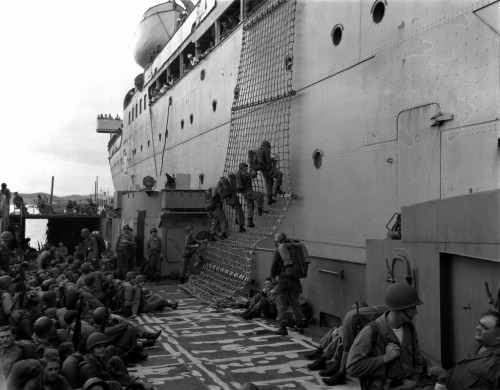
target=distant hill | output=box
[18,193,111,205]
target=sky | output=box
[0,1,168,197]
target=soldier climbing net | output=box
[182,0,297,306]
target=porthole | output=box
[212,99,217,112]
[181,119,184,129]
[159,133,161,141]
[285,55,293,72]
[331,24,343,46]
[190,114,193,124]
[165,130,168,138]
[372,0,386,24]
[313,149,323,169]
[200,69,206,80]
[148,141,150,148]
[141,145,143,152]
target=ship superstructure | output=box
[99,0,500,367]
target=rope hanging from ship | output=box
[182,0,297,307]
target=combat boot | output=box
[319,362,340,377]
[307,355,327,371]
[273,325,288,336]
[239,226,246,233]
[220,232,228,240]
[267,196,276,205]
[304,347,323,360]
[179,276,187,284]
[275,187,284,195]
[247,220,255,228]
[143,330,162,341]
[241,311,254,320]
[294,320,305,334]
[167,301,179,310]
[322,372,346,386]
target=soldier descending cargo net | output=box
[181,0,298,307]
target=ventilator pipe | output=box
[386,248,414,286]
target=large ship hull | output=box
[103,0,500,367]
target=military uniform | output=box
[180,230,202,283]
[346,312,424,389]
[79,354,136,389]
[208,187,228,238]
[235,166,263,226]
[441,343,500,389]
[218,177,245,228]
[146,234,162,278]
[115,229,136,279]
[261,147,283,198]
[270,242,303,330]
[0,243,11,274]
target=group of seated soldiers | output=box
[0,231,178,390]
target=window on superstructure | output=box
[132,108,134,121]
[159,133,162,141]
[372,1,386,24]
[197,25,215,58]
[139,99,142,114]
[218,1,241,42]
[135,104,138,118]
[144,95,147,110]
[128,111,131,124]
[148,141,150,148]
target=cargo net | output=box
[182,0,297,307]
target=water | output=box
[25,219,48,250]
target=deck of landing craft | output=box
[129,280,360,390]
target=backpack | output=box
[7,359,41,390]
[204,187,217,211]
[248,148,265,171]
[91,232,106,253]
[229,171,243,193]
[278,240,310,279]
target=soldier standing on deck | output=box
[0,232,13,275]
[145,228,162,282]
[235,162,264,229]
[179,226,206,284]
[81,228,100,269]
[114,225,136,279]
[271,232,305,336]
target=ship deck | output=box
[131,280,360,390]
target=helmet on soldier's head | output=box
[274,232,287,243]
[92,307,110,324]
[125,271,136,281]
[82,378,110,390]
[34,317,54,338]
[135,275,146,284]
[41,291,57,305]
[122,225,132,231]
[81,263,92,274]
[150,228,157,233]
[185,226,193,234]
[0,275,13,290]
[41,279,57,292]
[81,228,90,237]
[260,140,271,149]
[56,329,70,344]
[239,383,260,390]
[238,162,248,170]
[0,231,12,241]
[385,282,423,310]
[86,332,108,351]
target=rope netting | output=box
[182,0,297,306]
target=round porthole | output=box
[313,149,323,169]
[181,120,184,129]
[331,24,343,46]
[200,69,206,80]
[148,141,150,148]
[285,55,293,72]
[159,133,161,141]
[190,114,193,124]
[372,1,386,24]
[212,99,217,112]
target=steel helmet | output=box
[185,226,193,234]
[150,227,157,233]
[260,140,271,148]
[385,282,423,310]
[56,329,70,344]
[135,275,146,284]
[86,332,108,351]
[122,224,132,231]
[239,384,259,390]
[81,228,90,237]
[0,275,13,290]
[34,317,54,338]
[41,291,58,305]
[82,378,110,390]
[125,271,136,281]
[238,162,248,169]
[0,231,12,241]
[92,307,110,324]
[274,232,287,243]
[81,263,92,274]
[41,279,57,291]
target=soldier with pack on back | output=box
[347,282,425,390]
[248,140,284,205]
[235,162,265,229]
[145,227,162,282]
[271,232,309,336]
[205,186,228,240]
[217,176,246,233]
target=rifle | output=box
[100,301,110,333]
[72,295,84,351]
